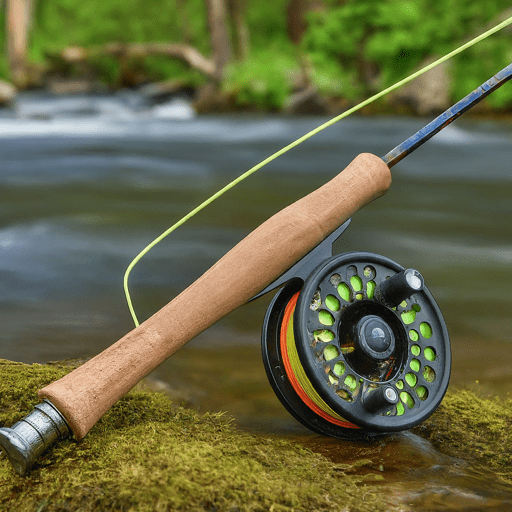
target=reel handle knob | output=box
[375,268,424,308]
[363,386,399,414]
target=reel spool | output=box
[258,220,450,439]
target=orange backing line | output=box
[279,292,359,429]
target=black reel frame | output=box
[256,220,451,438]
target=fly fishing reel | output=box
[258,220,450,439]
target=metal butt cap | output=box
[0,400,70,476]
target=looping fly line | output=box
[124,15,512,327]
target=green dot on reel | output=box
[420,322,433,338]
[319,310,335,326]
[325,295,340,312]
[337,283,351,302]
[350,275,363,292]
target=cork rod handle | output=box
[39,153,391,439]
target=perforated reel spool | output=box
[261,252,451,437]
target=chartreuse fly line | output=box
[124,15,512,327]
[280,291,359,428]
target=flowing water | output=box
[1,92,512,509]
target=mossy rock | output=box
[411,390,512,485]
[0,359,395,512]
[2,359,512,511]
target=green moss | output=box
[4,359,512,509]
[412,390,512,484]
[0,359,75,426]
[0,359,396,511]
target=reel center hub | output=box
[357,315,395,360]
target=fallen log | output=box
[57,42,217,80]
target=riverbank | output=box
[2,1,511,118]
[1,359,512,511]
[1,73,512,120]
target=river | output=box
[1,92,512,509]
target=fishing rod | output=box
[1,62,511,475]
[383,62,512,167]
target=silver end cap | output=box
[0,400,70,476]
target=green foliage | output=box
[0,9,9,81]
[31,0,187,47]
[142,57,207,87]
[0,60,10,83]
[27,0,210,84]
[89,55,121,85]
[0,0,510,111]
[223,46,299,110]
[245,0,290,48]
[303,0,512,106]
[452,35,512,108]
[223,0,300,109]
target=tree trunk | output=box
[287,0,327,45]
[228,0,249,60]
[286,0,326,91]
[205,0,232,78]
[286,0,309,45]
[6,0,33,85]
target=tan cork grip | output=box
[39,153,391,439]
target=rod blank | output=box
[382,63,512,168]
